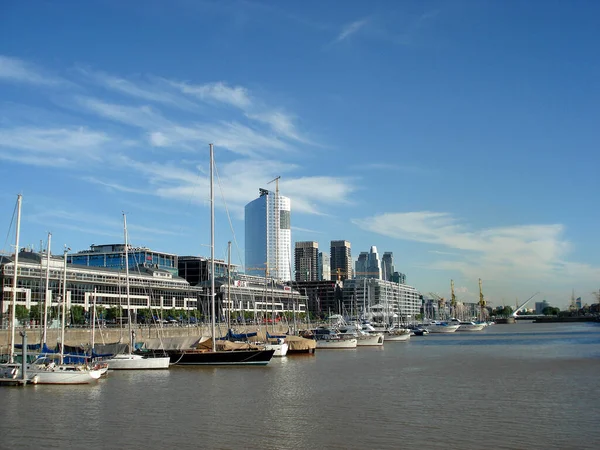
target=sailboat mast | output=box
[123,213,133,352]
[42,232,52,346]
[91,287,97,352]
[60,244,70,364]
[227,241,231,330]
[210,144,216,352]
[9,194,22,364]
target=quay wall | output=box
[0,324,293,349]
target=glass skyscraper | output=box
[244,188,292,281]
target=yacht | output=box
[423,321,460,333]
[337,324,384,346]
[450,319,486,332]
[311,327,357,349]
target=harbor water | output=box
[1,322,598,449]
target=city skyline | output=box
[1,1,599,308]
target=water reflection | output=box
[0,322,598,449]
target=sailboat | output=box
[0,195,101,384]
[103,214,170,370]
[145,144,275,365]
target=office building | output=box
[1,250,201,319]
[245,188,292,281]
[382,252,394,280]
[318,252,330,281]
[68,244,178,275]
[355,252,368,279]
[294,241,319,282]
[330,240,352,280]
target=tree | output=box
[15,305,29,323]
[70,305,86,325]
[30,304,42,321]
[542,306,560,316]
[106,306,123,321]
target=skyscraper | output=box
[381,252,394,281]
[367,246,381,279]
[295,241,319,282]
[245,188,291,281]
[330,240,352,280]
[318,251,330,281]
[355,252,368,278]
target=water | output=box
[1,322,599,449]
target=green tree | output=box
[106,306,123,321]
[542,306,560,316]
[15,305,29,322]
[30,304,42,321]
[70,305,86,325]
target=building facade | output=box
[355,252,368,279]
[1,250,202,322]
[177,256,238,286]
[245,188,292,281]
[341,278,421,322]
[381,252,394,280]
[330,240,352,280]
[291,280,342,318]
[294,241,319,282]
[68,244,178,276]
[318,252,330,281]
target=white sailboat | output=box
[103,214,170,370]
[1,195,100,384]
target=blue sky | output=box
[1,0,599,308]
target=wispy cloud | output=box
[0,55,65,86]
[81,176,151,195]
[1,56,355,217]
[169,80,252,109]
[77,68,197,110]
[0,126,110,166]
[352,211,599,282]
[335,18,369,43]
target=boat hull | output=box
[457,324,486,332]
[316,338,357,349]
[105,354,170,370]
[384,332,411,342]
[356,334,384,346]
[426,324,460,333]
[162,349,275,365]
[265,342,289,357]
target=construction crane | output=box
[450,279,457,311]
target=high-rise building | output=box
[355,247,382,279]
[367,246,381,279]
[381,252,394,281]
[245,188,291,281]
[318,251,330,281]
[355,252,368,278]
[330,240,352,280]
[535,300,550,314]
[295,241,319,282]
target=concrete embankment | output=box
[0,324,293,350]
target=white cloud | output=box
[352,211,597,282]
[0,55,64,86]
[247,111,309,143]
[170,80,252,109]
[0,126,109,166]
[76,96,169,129]
[335,18,369,43]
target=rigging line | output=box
[213,156,244,271]
[1,198,18,255]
